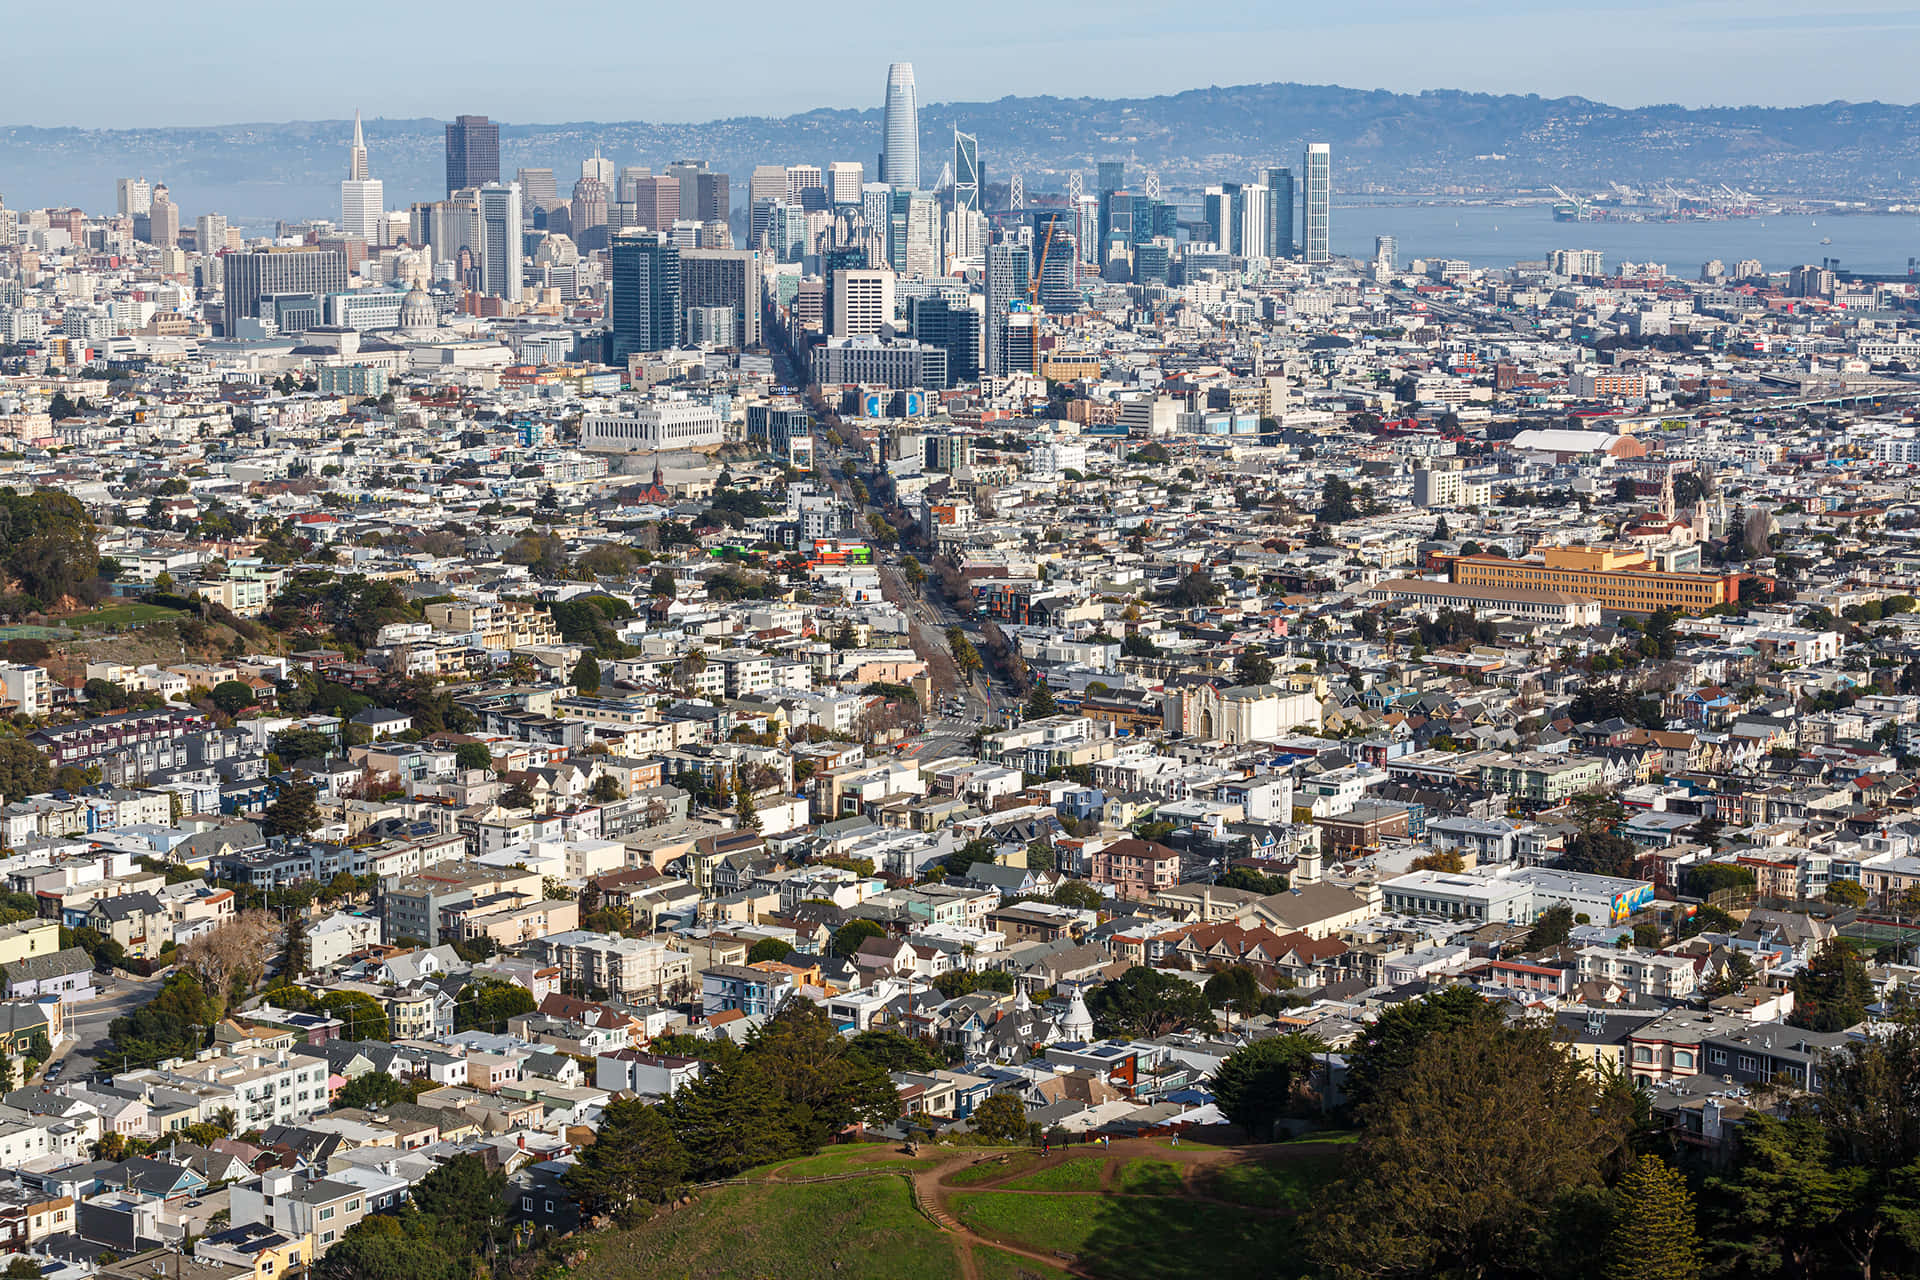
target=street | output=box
[48,968,166,1082]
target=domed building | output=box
[398,282,439,335]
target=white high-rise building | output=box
[116,177,151,217]
[880,63,920,189]
[826,162,864,206]
[340,110,384,244]
[195,213,229,255]
[786,165,824,205]
[475,183,523,302]
[582,150,615,187]
[830,268,895,338]
[1303,143,1331,264]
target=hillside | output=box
[5,82,1918,221]
[561,1137,1335,1280]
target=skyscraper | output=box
[340,110,384,244]
[517,168,558,204]
[445,115,500,197]
[581,150,614,187]
[608,230,681,361]
[880,63,920,189]
[1262,167,1295,259]
[147,184,180,250]
[1303,143,1331,264]
[984,239,1031,377]
[474,182,522,302]
[631,177,679,231]
[681,248,763,349]
[1030,212,1079,312]
[826,162,864,206]
[952,129,980,217]
[1097,161,1125,195]
[116,177,151,217]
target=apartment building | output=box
[423,600,561,650]
[531,931,694,1002]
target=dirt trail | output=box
[901,1137,1331,1278]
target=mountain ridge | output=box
[4,80,1917,222]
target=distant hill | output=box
[3,81,1917,223]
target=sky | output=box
[5,0,1919,128]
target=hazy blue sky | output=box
[6,0,1918,127]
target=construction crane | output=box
[1028,218,1057,375]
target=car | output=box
[186,1200,202,1208]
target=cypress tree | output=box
[1604,1154,1702,1280]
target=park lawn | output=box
[951,1191,1297,1280]
[575,1176,959,1280]
[1279,1128,1359,1145]
[1202,1153,1344,1210]
[946,1152,1042,1186]
[973,1245,1073,1280]
[997,1156,1106,1192]
[69,601,187,629]
[758,1146,939,1178]
[1118,1159,1186,1196]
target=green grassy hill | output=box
[564,1138,1339,1280]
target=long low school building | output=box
[1365,577,1603,626]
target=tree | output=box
[209,680,255,714]
[455,978,536,1033]
[1604,1154,1702,1280]
[1320,476,1359,524]
[660,1051,806,1180]
[650,568,677,598]
[901,555,926,595]
[571,653,601,695]
[565,1097,688,1220]
[832,919,887,957]
[1410,850,1466,873]
[1212,1033,1323,1138]
[1700,949,1757,999]
[262,783,320,839]
[318,990,389,1040]
[1343,985,1505,1114]
[0,738,51,805]
[846,1028,944,1074]
[1826,878,1870,909]
[969,1093,1029,1143]
[501,781,536,810]
[1024,684,1058,718]
[453,742,493,772]
[336,1071,406,1111]
[589,773,623,803]
[1529,904,1577,951]
[747,1002,900,1148]
[1216,866,1288,895]
[733,777,762,831]
[1086,966,1214,1038]
[1203,965,1263,1028]
[1790,938,1873,1031]
[1432,515,1451,541]
[747,937,795,964]
[1685,861,1756,901]
[176,911,279,998]
[1233,645,1275,687]
[1307,1022,1635,1279]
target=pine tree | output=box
[733,777,762,831]
[571,653,601,696]
[1604,1154,1701,1280]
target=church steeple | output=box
[1658,469,1675,521]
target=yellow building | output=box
[1452,546,1741,615]
[0,920,61,968]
